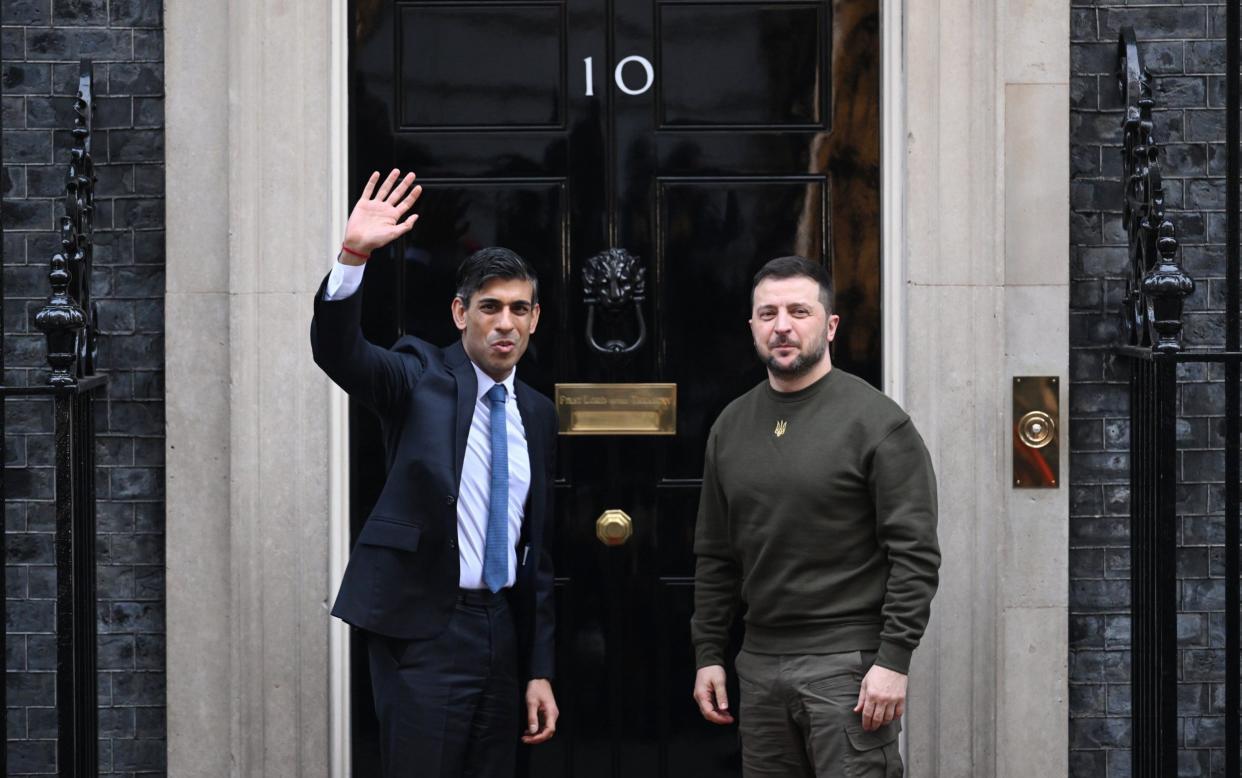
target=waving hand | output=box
[341,168,423,263]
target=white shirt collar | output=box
[470,360,517,405]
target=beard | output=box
[759,332,829,377]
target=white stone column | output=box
[902,0,1070,775]
[995,0,1072,768]
[166,0,335,774]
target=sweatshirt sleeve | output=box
[868,418,941,674]
[691,428,742,668]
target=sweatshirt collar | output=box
[764,367,837,403]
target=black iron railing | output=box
[1113,19,1239,777]
[1,59,107,778]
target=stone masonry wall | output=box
[2,0,165,774]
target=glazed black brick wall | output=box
[1,0,165,775]
[1072,3,1230,777]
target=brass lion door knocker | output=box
[582,248,648,355]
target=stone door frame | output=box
[165,0,1070,774]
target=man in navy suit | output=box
[311,169,559,777]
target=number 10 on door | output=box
[584,56,654,96]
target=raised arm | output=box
[310,169,425,415]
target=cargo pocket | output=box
[844,720,902,778]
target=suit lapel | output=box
[516,380,544,538]
[446,342,476,487]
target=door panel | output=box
[348,0,880,773]
[397,4,568,129]
[657,3,827,128]
[657,178,828,475]
[397,181,568,392]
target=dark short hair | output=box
[455,247,539,307]
[751,256,833,313]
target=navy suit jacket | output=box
[310,275,556,680]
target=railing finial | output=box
[33,59,97,387]
[1116,26,1194,354]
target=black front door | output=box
[347,0,882,774]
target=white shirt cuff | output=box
[324,259,365,301]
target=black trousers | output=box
[367,590,521,778]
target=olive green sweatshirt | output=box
[691,368,940,675]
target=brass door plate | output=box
[556,383,677,435]
[1013,376,1060,488]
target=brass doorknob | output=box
[595,509,633,546]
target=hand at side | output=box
[692,665,735,725]
[853,664,907,731]
[522,679,559,744]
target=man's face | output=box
[749,276,839,377]
[452,278,541,381]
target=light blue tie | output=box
[483,384,509,592]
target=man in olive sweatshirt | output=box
[691,256,940,777]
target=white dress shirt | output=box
[456,362,530,589]
[323,259,531,589]
[324,260,365,301]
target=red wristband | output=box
[341,243,370,260]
